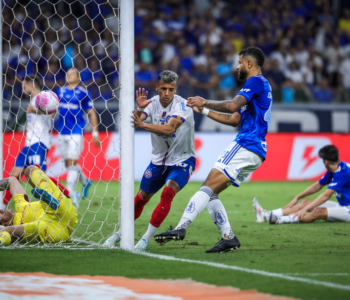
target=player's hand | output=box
[191,106,203,114]
[291,208,307,222]
[136,87,152,108]
[284,197,299,209]
[27,104,36,114]
[93,137,100,147]
[132,110,145,128]
[187,96,207,108]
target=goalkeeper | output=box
[0,166,78,245]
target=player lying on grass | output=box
[0,166,78,245]
[155,47,273,253]
[254,145,350,224]
[104,70,196,250]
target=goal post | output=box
[119,0,135,251]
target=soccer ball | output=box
[35,91,59,114]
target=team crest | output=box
[216,211,226,225]
[237,175,244,182]
[145,168,152,179]
[186,201,195,213]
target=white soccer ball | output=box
[35,91,59,114]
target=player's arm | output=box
[133,111,183,136]
[27,104,56,118]
[87,108,100,147]
[193,106,241,127]
[293,189,335,221]
[285,181,324,208]
[187,94,247,113]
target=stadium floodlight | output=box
[0,0,134,249]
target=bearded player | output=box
[104,70,196,250]
[0,166,78,245]
[2,76,54,208]
[155,47,273,253]
[254,145,350,225]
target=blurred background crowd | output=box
[2,0,350,103]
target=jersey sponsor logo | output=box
[240,88,251,93]
[329,182,337,186]
[287,137,331,180]
[145,168,152,179]
[180,101,186,111]
[59,103,79,110]
[215,210,226,225]
[186,201,195,213]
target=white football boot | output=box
[253,198,268,223]
[103,232,120,247]
[134,238,149,250]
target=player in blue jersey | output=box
[56,68,100,204]
[254,145,350,224]
[155,46,273,253]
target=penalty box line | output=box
[135,251,350,292]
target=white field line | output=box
[284,273,349,276]
[2,245,350,291]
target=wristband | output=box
[201,108,209,116]
[137,107,145,112]
[92,131,99,138]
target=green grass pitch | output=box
[1,181,349,300]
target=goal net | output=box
[0,0,134,249]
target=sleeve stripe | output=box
[171,115,186,122]
[142,111,149,117]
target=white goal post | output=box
[0,0,134,249]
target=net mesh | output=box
[1,0,121,248]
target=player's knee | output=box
[310,208,326,219]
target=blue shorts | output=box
[140,157,196,194]
[15,142,48,171]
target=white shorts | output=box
[317,201,350,222]
[59,134,84,160]
[213,142,263,187]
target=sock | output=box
[66,166,79,195]
[0,231,11,245]
[176,186,213,230]
[272,208,283,217]
[278,215,299,224]
[76,165,88,186]
[3,190,12,206]
[150,187,176,227]
[207,194,235,239]
[134,194,149,220]
[49,177,70,199]
[142,223,158,242]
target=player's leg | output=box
[0,225,25,245]
[104,162,164,247]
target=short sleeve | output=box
[237,108,242,114]
[82,90,93,110]
[237,76,264,102]
[327,171,349,192]
[319,171,333,186]
[143,98,155,118]
[171,100,192,123]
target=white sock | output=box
[142,223,158,242]
[272,208,283,217]
[278,215,299,224]
[77,165,88,186]
[67,166,79,194]
[175,186,213,230]
[207,195,235,239]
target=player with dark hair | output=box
[155,47,273,253]
[254,145,350,224]
[104,70,196,250]
[2,76,55,209]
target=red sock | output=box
[134,194,149,220]
[49,176,70,199]
[150,187,176,228]
[3,190,12,205]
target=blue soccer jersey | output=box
[319,161,350,206]
[56,86,93,135]
[235,74,272,160]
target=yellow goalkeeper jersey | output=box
[12,194,44,226]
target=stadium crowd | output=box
[2,0,350,103]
